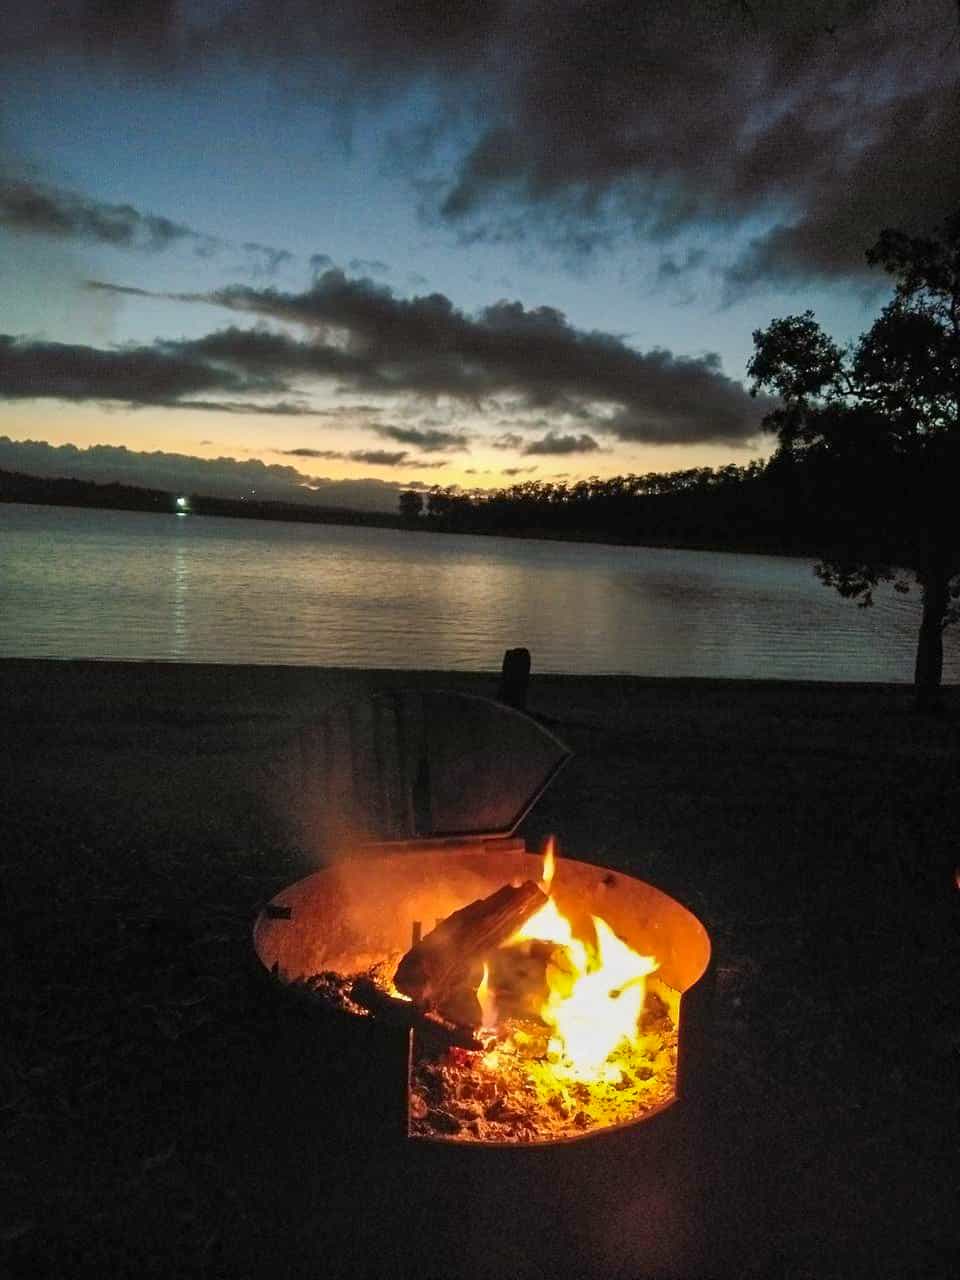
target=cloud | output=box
[656,249,706,282]
[242,242,295,276]
[95,271,766,444]
[429,5,960,288]
[277,445,448,469]
[723,86,960,294]
[0,332,282,404]
[490,432,524,450]
[349,449,447,468]
[522,432,601,456]
[502,465,537,475]
[347,449,407,466]
[0,178,299,277]
[0,177,218,253]
[12,3,958,289]
[0,434,420,511]
[167,399,323,415]
[279,447,344,460]
[348,257,391,276]
[374,425,469,452]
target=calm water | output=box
[1,503,956,683]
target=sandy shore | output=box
[2,659,958,1277]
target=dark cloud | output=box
[242,242,295,276]
[111,271,767,444]
[0,178,298,277]
[490,432,524,450]
[348,257,391,276]
[347,449,407,466]
[0,433,417,510]
[11,3,958,289]
[522,432,601,456]
[278,445,447,469]
[656,248,706,284]
[0,323,368,412]
[350,450,447,468]
[502,465,537,475]
[0,177,218,253]
[18,258,774,443]
[374,425,469,452]
[309,253,334,274]
[164,399,323,415]
[279,447,344,459]
[429,4,960,287]
[0,332,281,404]
[724,87,960,294]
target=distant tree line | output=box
[0,468,172,513]
[400,462,818,554]
[0,468,400,529]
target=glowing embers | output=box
[407,840,678,1143]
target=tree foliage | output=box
[398,489,424,522]
[748,211,960,707]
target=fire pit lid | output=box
[274,690,570,844]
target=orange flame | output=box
[508,877,658,1077]
[540,836,556,893]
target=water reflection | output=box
[170,526,189,660]
[0,503,956,683]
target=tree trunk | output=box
[914,557,949,711]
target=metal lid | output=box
[273,690,570,847]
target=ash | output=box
[409,983,678,1144]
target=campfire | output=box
[254,689,711,1149]
[395,838,678,1143]
[255,837,710,1148]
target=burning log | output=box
[393,880,547,1026]
[348,977,483,1051]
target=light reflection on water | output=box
[1,502,956,683]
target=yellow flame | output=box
[540,836,556,893]
[545,917,657,1076]
[477,962,498,1031]
[509,895,658,1078]
[512,894,577,952]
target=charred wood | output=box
[348,976,482,1050]
[393,880,547,1025]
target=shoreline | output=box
[3,493,812,559]
[0,652,942,691]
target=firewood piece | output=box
[393,880,547,1024]
[348,977,482,1050]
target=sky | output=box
[1,1,958,511]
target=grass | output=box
[2,660,958,1278]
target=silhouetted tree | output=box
[398,489,424,523]
[748,212,960,710]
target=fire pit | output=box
[256,840,711,1144]
[254,691,714,1274]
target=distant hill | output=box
[0,467,401,529]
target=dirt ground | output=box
[2,659,958,1278]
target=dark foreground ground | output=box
[2,660,958,1279]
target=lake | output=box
[1,502,956,683]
